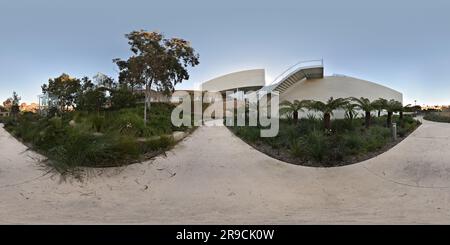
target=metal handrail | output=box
[270,59,323,85]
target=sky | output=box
[1,0,450,106]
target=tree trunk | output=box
[365,111,371,128]
[378,110,381,117]
[293,110,298,124]
[257,100,259,127]
[324,113,331,130]
[400,111,403,120]
[387,112,393,127]
[144,92,147,125]
[144,82,151,125]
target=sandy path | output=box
[1,118,450,224]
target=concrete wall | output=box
[201,69,265,92]
[280,75,403,119]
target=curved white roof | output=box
[201,69,265,92]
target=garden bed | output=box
[1,103,195,173]
[228,115,421,167]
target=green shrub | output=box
[229,110,420,166]
[47,129,115,169]
[342,132,364,155]
[90,115,105,132]
[234,126,260,142]
[112,135,141,159]
[290,138,306,158]
[332,118,356,132]
[141,136,174,152]
[111,109,146,137]
[304,130,327,161]
[363,126,389,151]
[3,102,186,172]
[424,112,450,123]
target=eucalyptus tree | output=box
[41,74,81,112]
[114,30,200,125]
[10,91,21,119]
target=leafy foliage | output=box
[229,114,420,167]
[279,100,310,123]
[42,74,81,111]
[4,103,188,172]
[307,97,347,130]
[424,112,450,123]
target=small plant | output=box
[290,138,305,158]
[304,130,327,161]
[3,102,189,173]
[91,115,105,132]
[229,109,420,167]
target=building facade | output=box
[199,60,403,119]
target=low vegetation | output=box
[2,103,192,172]
[229,97,421,167]
[0,29,200,175]
[424,111,450,123]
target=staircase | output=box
[268,59,324,94]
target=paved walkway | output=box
[1,118,450,224]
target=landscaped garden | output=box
[1,103,191,171]
[229,97,421,167]
[0,30,200,174]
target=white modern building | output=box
[201,69,266,93]
[199,60,402,119]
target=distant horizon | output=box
[1,0,450,105]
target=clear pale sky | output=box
[1,0,449,105]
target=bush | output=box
[3,102,188,172]
[424,112,450,123]
[229,115,420,167]
[141,135,174,152]
[111,109,146,137]
[90,115,105,132]
[303,130,327,161]
[46,128,115,169]
[112,135,141,159]
[290,138,306,158]
[364,126,389,151]
[342,132,364,155]
[332,118,356,132]
[233,126,260,142]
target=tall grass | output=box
[3,103,183,173]
[424,112,450,123]
[229,115,420,165]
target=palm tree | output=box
[400,104,412,120]
[343,102,358,120]
[351,97,374,128]
[372,98,387,117]
[279,100,310,124]
[384,100,403,127]
[307,97,347,130]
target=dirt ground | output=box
[1,117,450,224]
